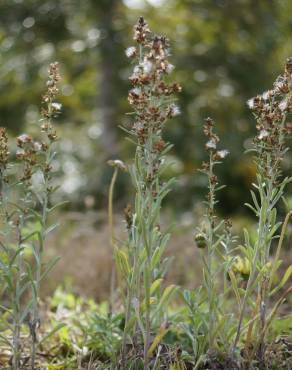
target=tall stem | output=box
[31,137,51,370]
[1,160,22,370]
[13,219,23,370]
[108,167,118,315]
[206,152,215,348]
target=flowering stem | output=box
[119,17,181,367]
[28,62,60,370]
[232,60,291,356]
[196,117,229,351]
[108,167,118,247]
[206,152,216,348]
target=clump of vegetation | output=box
[116,17,182,368]
[231,58,292,365]
[0,63,64,369]
[183,117,236,366]
[0,18,291,370]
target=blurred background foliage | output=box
[0,0,292,216]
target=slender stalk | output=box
[143,262,151,369]
[108,167,118,246]
[109,167,118,316]
[12,218,24,370]
[28,62,60,370]
[30,118,50,370]
[107,163,127,315]
[206,152,216,348]
[196,117,229,350]
[121,284,132,366]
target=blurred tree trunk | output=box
[96,0,119,158]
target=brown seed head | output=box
[0,128,9,171]
[285,57,292,75]
[124,204,133,230]
[133,17,150,44]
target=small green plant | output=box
[182,59,292,369]
[115,17,181,368]
[231,57,292,363]
[183,118,237,364]
[195,118,231,351]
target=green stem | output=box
[143,262,151,369]
[108,168,118,246]
[206,151,216,348]
[31,114,53,370]
[108,167,118,315]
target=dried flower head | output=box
[258,129,269,141]
[33,142,42,152]
[17,134,33,147]
[43,62,60,105]
[200,117,229,221]
[215,149,229,159]
[153,139,166,153]
[125,46,137,58]
[126,18,181,146]
[168,104,181,118]
[262,90,273,101]
[194,232,207,249]
[0,128,9,173]
[278,98,288,112]
[40,62,61,144]
[51,102,62,112]
[124,203,133,230]
[107,159,127,172]
[247,98,255,109]
[247,56,292,180]
[285,56,292,74]
[166,63,175,74]
[16,134,42,182]
[206,139,217,150]
[202,118,227,158]
[133,17,151,44]
[141,60,153,75]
